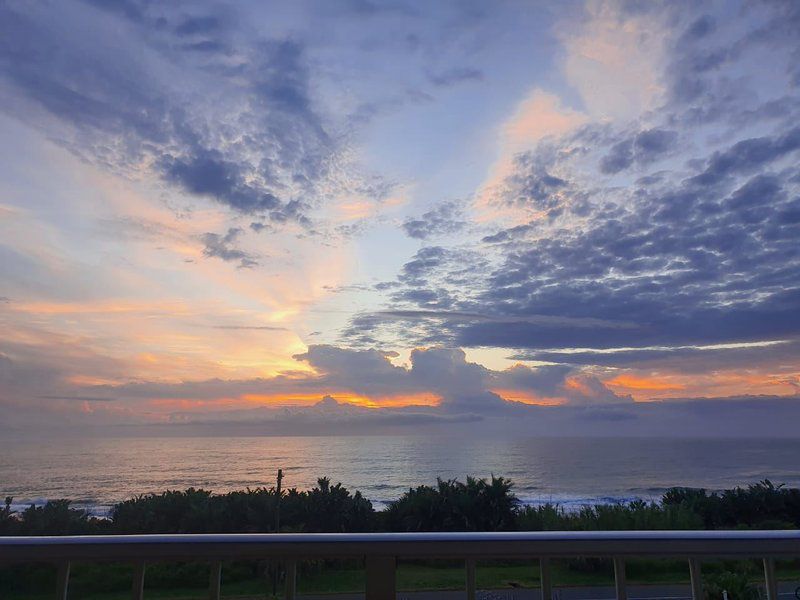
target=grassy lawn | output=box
[2,560,798,599]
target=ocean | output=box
[1,435,799,516]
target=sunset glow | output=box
[1,0,798,436]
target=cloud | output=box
[402,201,467,239]
[298,345,626,408]
[476,90,586,224]
[510,340,798,371]
[38,395,115,402]
[212,325,288,331]
[161,150,281,215]
[12,343,624,416]
[499,155,570,212]
[559,0,669,119]
[0,2,358,225]
[501,90,586,150]
[357,308,635,330]
[325,0,800,415]
[130,393,800,437]
[174,15,223,37]
[2,0,799,431]
[427,66,483,87]
[200,228,258,268]
[599,128,678,174]
[689,127,800,186]
[366,2,800,365]
[6,336,798,437]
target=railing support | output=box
[56,561,70,600]
[365,555,395,600]
[209,560,222,600]
[763,558,777,600]
[613,556,627,600]
[540,556,552,600]
[285,559,297,600]
[689,558,703,600]
[466,558,476,600]
[132,562,146,600]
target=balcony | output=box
[2,530,799,600]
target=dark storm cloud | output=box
[200,228,258,268]
[0,2,342,224]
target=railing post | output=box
[466,558,476,600]
[763,558,777,600]
[613,556,627,600]
[56,561,70,600]
[365,555,396,600]
[540,557,552,600]
[689,558,703,600]
[209,561,222,600]
[132,562,146,600]
[285,559,297,600]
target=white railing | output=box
[1,530,799,600]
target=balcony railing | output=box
[2,530,799,600]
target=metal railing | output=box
[1,530,799,600]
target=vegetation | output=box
[4,477,799,535]
[2,478,799,598]
[383,476,518,531]
[109,478,374,535]
[703,563,761,600]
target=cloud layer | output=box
[0,0,798,432]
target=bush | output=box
[384,476,518,531]
[703,570,760,600]
[3,477,799,537]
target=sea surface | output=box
[1,435,799,516]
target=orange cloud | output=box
[490,388,563,406]
[605,374,685,391]
[243,392,440,409]
[559,0,667,120]
[143,392,441,413]
[9,299,193,316]
[474,90,586,225]
[503,91,588,148]
[604,369,800,401]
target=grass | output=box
[2,559,799,599]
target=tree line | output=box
[3,476,800,536]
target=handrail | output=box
[1,531,798,600]
[2,530,799,561]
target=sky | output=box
[0,0,799,436]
